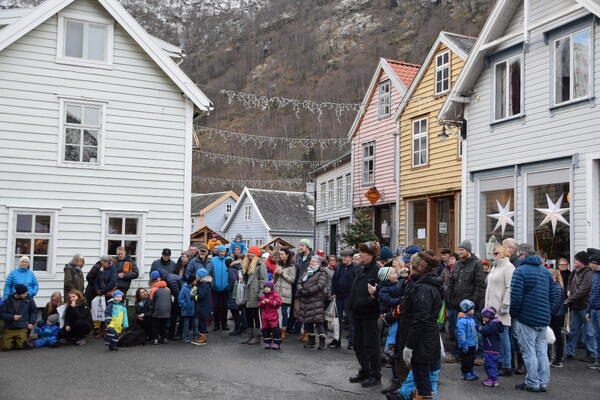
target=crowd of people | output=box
[1,234,600,400]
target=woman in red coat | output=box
[259,281,282,349]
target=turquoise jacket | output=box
[3,267,39,300]
[456,312,478,350]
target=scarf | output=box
[69,264,82,272]
[302,265,320,282]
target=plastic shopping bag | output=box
[437,301,446,325]
[325,301,337,321]
[236,271,247,306]
[546,326,556,345]
[91,295,106,322]
[56,304,66,329]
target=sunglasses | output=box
[492,252,500,256]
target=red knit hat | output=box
[248,246,261,257]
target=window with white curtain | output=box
[553,27,592,106]
[494,54,522,121]
[412,118,428,167]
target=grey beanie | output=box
[458,240,472,253]
[340,248,355,257]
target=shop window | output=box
[527,179,570,263]
[481,189,515,259]
[407,199,427,248]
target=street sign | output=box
[364,187,381,205]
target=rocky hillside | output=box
[3,0,495,192]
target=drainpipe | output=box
[523,0,529,50]
[394,119,401,254]
[350,140,355,223]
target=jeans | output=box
[281,304,290,329]
[515,320,550,388]
[182,316,198,341]
[447,307,458,335]
[385,322,398,349]
[336,297,353,344]
[398,368,440,400]
[500,325,512,369]
[567,309,596,357]
[197,317,207,334]
[591,310,600,363]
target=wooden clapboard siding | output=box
[398,44,465,246]
[0,0,193,304]
[463,0,600,255]
[352,69,402,208]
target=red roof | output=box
[386,59,420,88]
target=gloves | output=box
[297,288,308,297]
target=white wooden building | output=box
[221,188,314,250]
[190,191,239,234]
[311,153,352,255]
[440,0,600,262]
[0,0,212,304]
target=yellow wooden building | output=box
[395,32,476,253]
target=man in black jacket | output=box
[329,248,358,349]
[349,241,381,388]
[0,284,37,350]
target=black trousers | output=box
[353,318,381,378]
[246,307,260,329]
[168,302,181,339]
[152,317,170,340]
[460,346,477,373]
[61,319,91,341]
[304,322,325,335]
[212,291,229,328]
[412,361,434,396]
[231,309,241,331]
[550,314,565,362]
[262,326,281,340]
[137,317,153,339]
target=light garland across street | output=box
[194,126,351,149]
[195,176,304,189]
[194,150,340,169]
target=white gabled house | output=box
[221,188,314,250]
[0,0,212,303]
[440,0,600,262]
[190,191,239,234]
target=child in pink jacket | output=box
[258,281,282,350]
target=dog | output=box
[117,326,146,347]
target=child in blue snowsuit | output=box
[228,234,247,255]
[178,275,197,343]
[33,314,60,348]
[377,266,404,356]
[477,306,503,387]
[457,299,478,380]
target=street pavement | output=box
[0,332,598,400]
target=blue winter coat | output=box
[209,255,231,292]
[377,280,404,314]
[193,281,212,319]
[551,281,566,316]
[0,294,37,329]
[228,262,241,310]
[509,255,553,328]
[477,318,502,353]
[589,271,600,311]
[3,267,39,300]
[229,240,247,255]
[456,313,478,350]
[94,265,117,295]
[178,283,195,317]
[33,324,59,347]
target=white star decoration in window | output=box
[488,199,515,237]
[535,193,570,235]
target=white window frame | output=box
[336,176,343,207]
[345,174,351,206]
[412,117,428,167]
[57,97,107,168]
[492,54,524,122]
[226,204,233,213]
[320,182,327,210]
[328,180,334,209]
[362,141,375,185]
[56,11,114,68]
[552,26,594,107]
[244,205,252,221]
[6,207,60,276]
[378,80,391,119]
[435,51,450,95]
[255,238,264,247]
[101,212,145,265]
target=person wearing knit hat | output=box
[104,288,128,351]
[587,248,600,369]
[349,240,382,387]
[566,249,595,362]
[248,246,261,257]
[410,252,422,271]
[477,306,503,387]
[402,245,421,263]
[457,299,478,380]
[240,245,269,345]
[299,238,313,249]
[378,266,394,282]
[14,283,28,296]
[150,270,161,279]
[458,240,473,253]
[0,281,37,350]
[228,234,247,255]
[259,280,282,349]
[379,246,394,265]
[191,267,212,346]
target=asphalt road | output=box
[0,332,598,400]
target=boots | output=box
[247,328,260,345]
[298,333,308,341]
[412,390,434,400]
[304,334,316,348]
[191,334,207,346]
[241,328,255,344]
[318,334,326,350]
[264,337,272,349]
[95,326,105,339]
[272,338,281,350]
[381,379,401,394]
[280,329,286,340]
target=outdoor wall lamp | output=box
[438,119,467,142]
